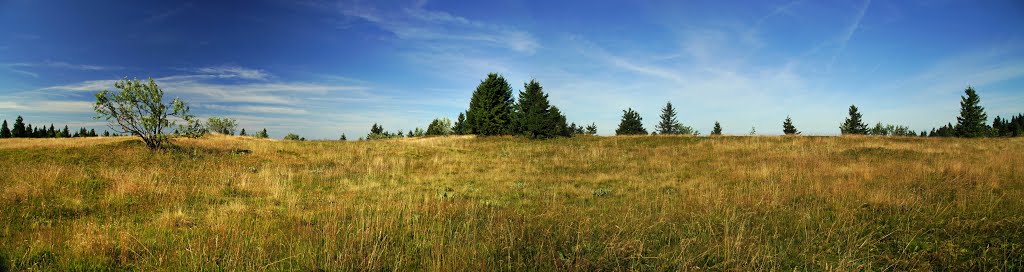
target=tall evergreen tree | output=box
[48,124,56,138]
[955,86,989,138]
[783,116,799,135]
[465,73,515,135]
[239,128,247,136]
[517,80,569,138]
[711,121,722,135]
[840,105,868,135]
[340,133,347,141]
[89,129,97,137]
[615,108,647,135]
[12,116,25,137]
[656,101,681,134]
[0,120,9,138]
[26,124,33,138]
[62,125,71,138]
[257,128,269,138]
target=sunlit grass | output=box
[1,135,1021,270]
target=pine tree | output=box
[257,128,269,138]
[239,128,247,136]
[465,73,515,135]
[615,108,647,135]
[517,80,552,138]
[711,121,722,135]
[783,116,799,135]
[340,133,347,141]
[955,86,989,138]
[549,106,571,137]
[26,124,33,138]
[103,130,111,137]
[89,129,97,137]
[585,123,597,135]
[0,120,9,138]
[452,112,467,135]
[62,125,71,138]
[48,124,56,138]
[840,105,868,135]
[656,101,681,134]
[11,116,25,137]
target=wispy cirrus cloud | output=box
[3,61,122,78]
[338,1,540,54]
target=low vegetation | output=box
[1,135,1022,270]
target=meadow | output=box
[0,135,1022,270]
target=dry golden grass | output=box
[0,134,1022,270]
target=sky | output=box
[1,0,1023,139]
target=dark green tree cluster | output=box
[926,86,1022,138]
[868,123,917,136]
[426,118,453,136]
[0,115,105,139]
[283,133,304,141]
[711,122,722,136]
[455,74,579,139]
[992,114,1024,137]
[254,128,270,138]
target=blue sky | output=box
[1,0,1023,138]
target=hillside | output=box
[1,135,1022,270]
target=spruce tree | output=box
[465,73,515,136]
[549,106,570,137]
[48,124,56,138]
[0,120,9,138]
[258,128,269,138]
[340,133,347,141]
[711,121,722,135]
[840,105,868,135]
[62,125,71,138]
[955,86,989,138]
[517,80,569,138]
[12,116,25,137]
[783,116,799,135]
[585,123,597,135]
[452,112,467,135]
[656,101,681,134]
[615,108,647,135]
[26,124,33,138]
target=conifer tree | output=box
[0,120,9,138]
[656,101,681,134]
[239,128,247,136]
[452,112,467,135]
[257,128,269,138]
[711,121,722,135]
[615,108,647,135]
[48,124,56,138]
[62,125,71,138]
[26,124,34,138]
[516,80,569,138]
[12,116,25,137]
[840,105,868,135]
[585,123,597,135]
[955,86,989,138]
[465,73,515,135]
[783,116,799,135]
[340,133,347,141]
[549,106,570,137]
[103,130,111,137]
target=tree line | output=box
[7,76,1019,150]
[0,115,110,139]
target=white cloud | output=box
[339,2,540,54]
[193,65,270,80]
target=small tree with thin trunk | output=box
[94,78,199,150]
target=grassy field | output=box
[1,135,1022,270]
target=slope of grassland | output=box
[0,135,1022,270]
